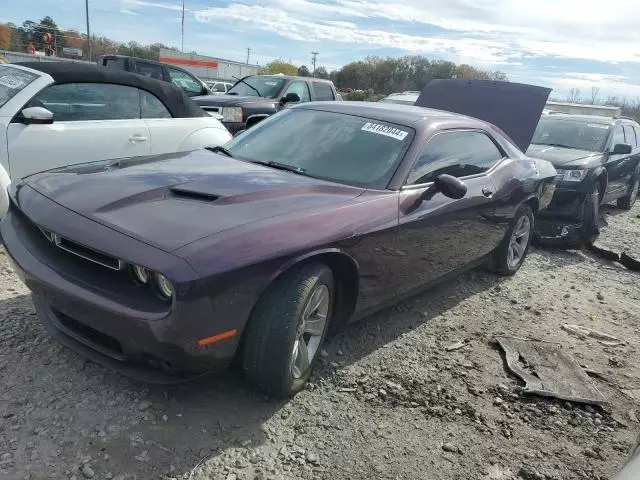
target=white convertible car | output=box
[0,61,232,215]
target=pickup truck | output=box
[193,75,340,134]
[97,54,211,97]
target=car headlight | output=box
[556,169,588,182]
[220,107,243,123]
[131,264,150,284]
[154,273,174,299]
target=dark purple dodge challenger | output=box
[1,81,558,396]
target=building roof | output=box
[15,61,206,118]
[546,101,621,111]
[542,113,637,124]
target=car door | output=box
[604,125,630,196]
[393,129,505,296]
[621,124,640,189]
[281,81,311,104]
[166,67,206,97]
[6,82,150,180]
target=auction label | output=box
[361,122,408,141]
[0,75,30,89]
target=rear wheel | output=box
[491,204,534,275]
[242,263,333,396]
[617,175,639,210]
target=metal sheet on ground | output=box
[496,336,607,405]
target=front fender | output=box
[178,127,232,151]
[0,165,10,217]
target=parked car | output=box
[0,62,231,216]
[97,54,211,97]
[378,91,420,105]
[193,75,340,134]
[2,87,558,395]
[206,81,234,95]
[527,114,640,244]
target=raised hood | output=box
[526,144,602,167]
[24,150,363,252]
[415,79,551,152]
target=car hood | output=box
[192,94,275,107]
[23,150,364,253]
[526,144,603,167]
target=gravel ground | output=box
[1,203,640,480]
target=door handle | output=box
[129,134,148,143]
[482,187,494,197]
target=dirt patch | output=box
[1,203,639,480]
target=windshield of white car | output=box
[224,108,413,188]
[227,76,285,98]
[531,118,611,152]
[0,66,39,109]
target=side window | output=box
[168,68,203,94]
[103,57,126,69]
[312,82,335,101]
[212,83,227,93]
[623,125,637,147]
[140,90,172,119]
[283,81,311,102]
[135,61,164,80]
[634,127,640,147]
[407,130,504,185]
[29,83,140,121]
[610,126,625,149]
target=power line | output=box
[311,51,318,77]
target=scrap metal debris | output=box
[586,242,640,271]
[561,324,624,346]
[445,340,467,351]
[496,336,607,405]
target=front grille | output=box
[39,227,122,271]
[55,310,123,356]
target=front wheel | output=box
[580,183,602,245]
[491,204,534,276]
[617,175,639,210]
[242,263,334,396]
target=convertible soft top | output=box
[15,61,207,118]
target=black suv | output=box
[97,55,211,97]
[527,114,640,243]
[193,75,340,134]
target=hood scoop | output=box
[169,187,220,203]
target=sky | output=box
[4,0,640,100]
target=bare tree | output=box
[590,86,600,104]
[567,88,581,103]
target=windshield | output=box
[224,108,413,188]
[531,118,611,152]
[227,76,286,97]
[0,66,39,109]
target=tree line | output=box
[557,87,640,122]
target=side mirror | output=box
[280,92,300,105]
[431,174,468,200]
[612,143,632,155]
[21,107,53,125]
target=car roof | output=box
[541,113,617,123]
[253,74,333,83]
[14,61,206,118]
[295,101,487,129]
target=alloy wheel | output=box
[507,215,531,269]
[290,284,329,379]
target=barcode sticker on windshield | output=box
[0,75,29,89]
[361,122,408,141]
[587,123,609,129]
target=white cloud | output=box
[534,72,640,99]
[120,9,140,16]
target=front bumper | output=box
[1,206,240,383]
[536,184,589,241]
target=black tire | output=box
[491,204,534,276]
[617,173,639,210]
[580,182,602,245]
[242,263,334,396]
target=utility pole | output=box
[246,47,251,64]
[85,0,92,61]
[311,51,318,77]
[181,1,185,53]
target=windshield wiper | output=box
[206,146,233,157]
[536,142,576,149]
[232,75,262,97]
[251,160,306,175]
